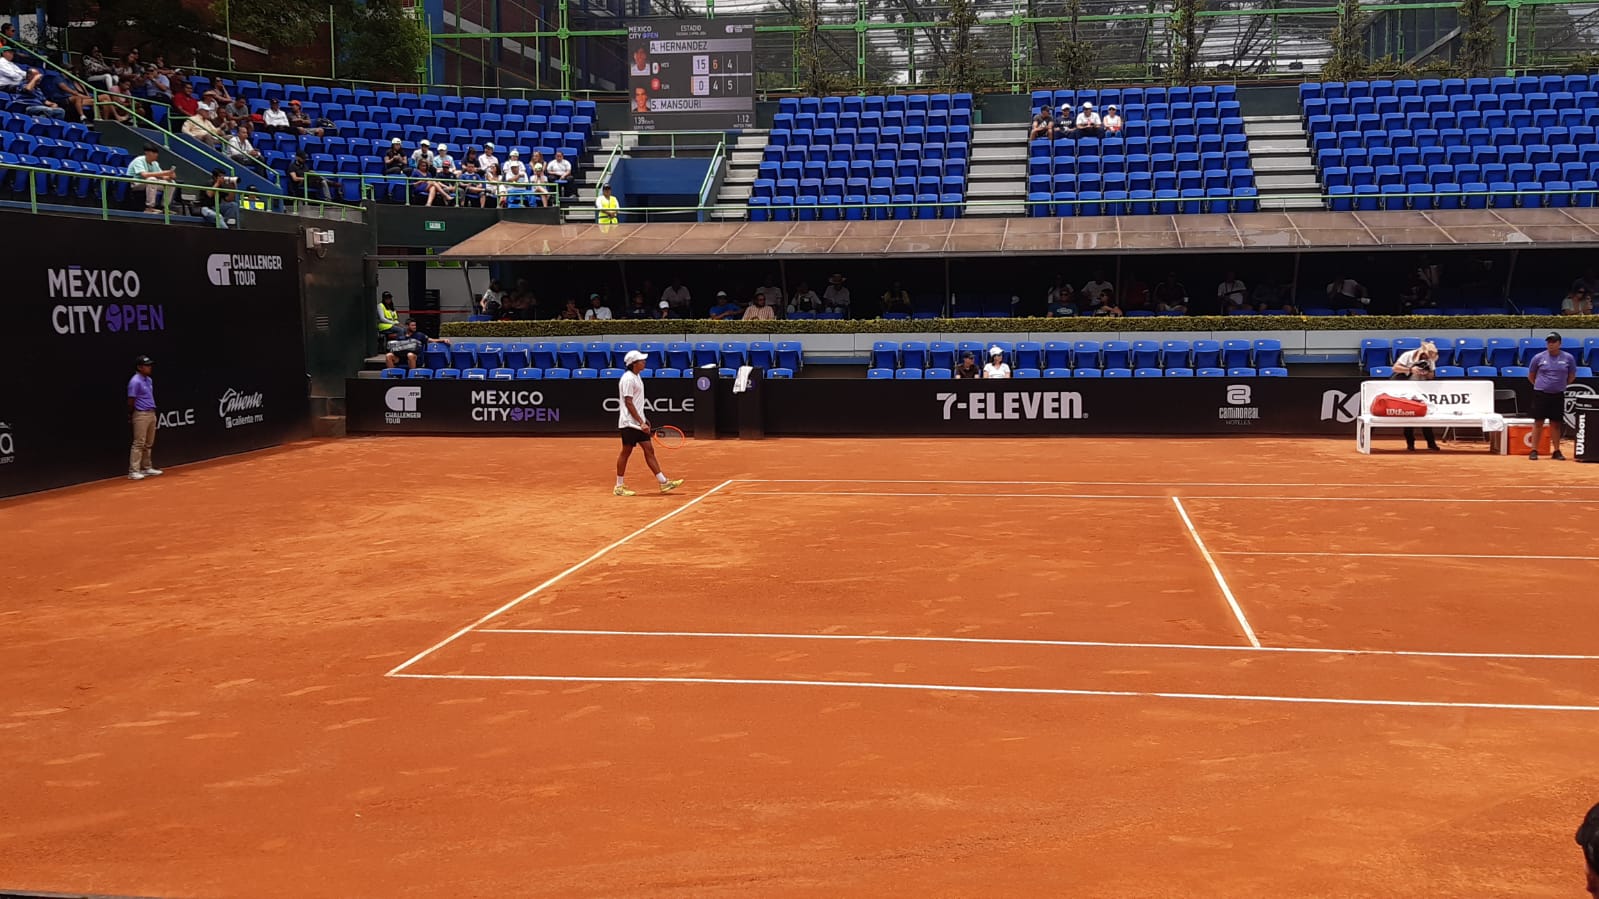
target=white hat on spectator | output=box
[989,346,1004,358]
[437,143,448,152]
[420,139,431,146]
[1107,104,1118,110]
[659,300,669,309]
[509,149,519,157]
[391,137,402,144]
[1082,101,1094,110]
[485,142,495,149]
[623,350,648,365]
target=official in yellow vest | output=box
[596,184,620,224]
[377,291,402,336]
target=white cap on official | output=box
[623,350,648,365]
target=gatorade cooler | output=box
[1502,421,1553,456]
[1575,393,1599,462]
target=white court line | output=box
[389,672,1599,713]
[1172,497,1261,649]
[730,491,1599,504]
[1216,551,1599,562]
[472,628,1599,661]
[738,478,1599,490]
[384,479,735,677]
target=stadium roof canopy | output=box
[440,208,1599,260]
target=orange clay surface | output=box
[3,435,1599,898]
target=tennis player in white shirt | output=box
[615,350,684,497]
[982,346,1012,379]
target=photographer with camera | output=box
[196,169,241,229]
[1392,340,1441,452]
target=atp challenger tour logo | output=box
[385,386,423,424]
[936,391,1085,421]
[206,253,285,287]
[218,388,265,429]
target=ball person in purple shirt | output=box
[1528,331,1578,461]
[127,355,163,480]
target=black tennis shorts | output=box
[1531,390,1564,422]
[619,426,651,446]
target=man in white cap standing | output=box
[614,350,683,496]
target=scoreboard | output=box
[626,18,755,132]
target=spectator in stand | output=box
[181,106,225,147]
[529,168,551,207]
[709,291,742,320]
[1045,275,1075,313]
[220,95,252,130]
[378,292,402,337]
[502,149,526,186]
[477,281,503,318]
[585,294,613,320]
[558,299,582,320]
[1101,104,1125,135]
[410,139,434,168]
[655,300,674,320]
[96,90,132,124]
[1153,273,1189,314]
[789,280,821,315]
[285,99,325,137]
[1069,102,1102,139]
[596,183,620,224]
[1029,106,1055,141]
[226,123,269,175]
[387,318,449,369]
[52,77,94,121]
[983,346,1012,379]
[547,150,574,197]
[756,276,785,310]
[144,55,175,102]
[1091,289,1123,317]
[1218,271,1248,311]
[113,50,144,95]
[289,151,333,202]
[880,281,912,316]
[13,83,63,118]
[171,80,199,118]
[823,273,851,316]
[257,97,291,134]
[1327,275,1369,310]
[0,21,14,45]
[383,139,408,175]
[0,44,42,93]
[1572,268,1599,298]
[196,169,240,229]
[455,158,490,207]
[478,142,500,174]
[80,46,118,89]
[431,143,457,177]
[954,352,981,379]
[1562,287,1594,315]
[1081,270,1114,306]
[1392,340,1442,452]
[528,150,546,179]
[1528,332,1579,461]
[1396,268,1434,314]
[412,157,453,207]
[126,144,177,215]
[627,291,652,319]
[661,278,692,316]
[743,292,776,321]
[1250,280,1283,312]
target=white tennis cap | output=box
[623,350,648,365]
[420,139,431,146]
[437,143,448,151]
[391,137,402,144]
[1082,101,1094,109]
[509,149,519,157]
[989,345,1004,357]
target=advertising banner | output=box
[346,378,699,435]
[1,214,308,498]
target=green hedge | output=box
[441,315,1576,338]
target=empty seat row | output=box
[1360,336,1599,370]
[778,93,974,115]
[1029,151,1251,176]
[1368,364,1595,379]
[384,367,796,380]
[1027,188,1259,216]
[1034,86,1238,109]
[429,340,804,372]
[207,76,596,118]
[1300,75,1599,102]
[871,339,1283,371]
[868,367,1287,379]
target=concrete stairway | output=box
[1244,114,1324,212]
[966,122,1027,217]
[709,129,769,222]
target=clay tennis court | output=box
[4,436,1598,897]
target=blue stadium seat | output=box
[1192,341,1222,369]
[693,342,720,367]
[435,368,461,379]
[1043,368,1072,379]
[1466,366,1497,378]
[543,368,570,379]
[462,368,488,380]
[924,368,952,379]
[514,367,542,379]
[1160,340,1191,368]
[1360,338,1392,370]
[901,341,929,369]
[1485,337,1518,367]
[748,341,776,369]
[867,368,894,380]
[1258,367,1288,377]
[654,368,683,378]
[1500,365,1530,378]
[1014,368,1041,378]
[1164,368,1194,377]
[1454,337,1487,367]
[1134,367,1163,378]
[1434,365,1466,378]
[872,341,899,369]
[380,368,406,379]
[1073,368,1103,378]
[895,368,923,379]
[721,341,749,368]
[1369,365,1396,378]
[1220,339,1253,368]
[557,341,584,369]
[489,368,515,380]
[1196,367,1226,378]
[1252,339,1283,368]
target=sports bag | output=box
[1370,393,1428,417]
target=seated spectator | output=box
[383,139,408,175]
[52,77,94,121]
[457,158,491,207]
[113,50,144,95]
[286,99,326,137]
[546,150,573,197]
[585,293,613,320]
[96,90,131,124]
[477,281,503,318]
[411,158,453,206]
[13,84,63,119]
[880,281,912,316]
[1029,107,1054,141]
[194,168,238,227]
[0,44,42,93]
[195,88,221,124]
[1101,104,1124,135]
[655,300,674,320]
[258,97,292,134]
[171,80,199,118]
[1562,287,1594,316]
[709,291,742,320]
[387,319,450,369]
[1046,274,1075,314]
[1048,292,1077,317]
[627,291,652,319]
[1327,275,1369,309]
[1572,267,1599,298]
[756,276,785,309]
[503,279,535,320]
[289,150,333,202]
[182,108,225,148]
[409,139,434,169]
[528,150,547,179]
[823,273,851,315]
[742,292,776,321]
[558,299,582,320]
[1069,102,1102,139]
[126,144,177,214]
[1081,270,1114,306]
[661,278,692,315]
[478,142,500,173]
[433,143,457,177]
[1091,289,1123,317]
[144,55,176,102]
[1218,271,1248,311]
[221,95,252,129]
[226,123,270,175]
[1153,273,1189,314]
[529,169,551,207]
[789,280,821,315]
[377,292,402,337]
[982,347,1012,379]
[502,149,527,186]
[954,352,981,379]
[80,46,118,90]
[1250,280,1282,312]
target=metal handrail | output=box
[336,169,566,208]
[696,136,727,223]
[0,159,359,223]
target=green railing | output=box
[0,160,358,223]
[322,170,566,208]
[699,136,729,223]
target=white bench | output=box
[1355,379,1504,453]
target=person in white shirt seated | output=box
[1217,272,1248,311]
[982,346,1012,379]
[823,273,851,316]
[226,123,269,175]
[433,143,457,177]
[545,150,574,198]
[1101,104,1125,135]
[409,139,434,168]
[477,142,500,174]
[585,294,613,320]
[1070,102,1102,139]
[259,97,293,135]
[502,149,527,185]
[529,169,551,207]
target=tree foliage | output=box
[1052,0,1099,88]
[1170,0,1203,85]
[941,0,984,92]
[204,0,429,81]
[1323,0,1368,82]
[1458,0,1497,78]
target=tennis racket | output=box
[651,425,686,448]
